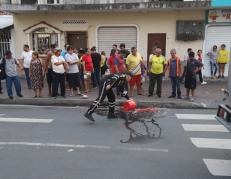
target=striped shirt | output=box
[104,73,126,88]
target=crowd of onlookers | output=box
[0,43,229,101]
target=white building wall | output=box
[11,0,21,4]
[13,10,204,61]
[10,28,16,57]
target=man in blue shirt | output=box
[166,49,182,99]
[61,44,69,59]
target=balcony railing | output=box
[62,0,153,4]
[0,0,210,5]
[0,0,211,12]
[49,0,210,5]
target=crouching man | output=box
[84,73,132,122]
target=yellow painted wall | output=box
[13,10,204,61]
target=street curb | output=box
[0,97,217,109]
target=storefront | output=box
[97,25,138,57]
[203,9,231,77]
[12,10,205,64]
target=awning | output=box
[0,15,13,29]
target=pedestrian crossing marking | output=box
[176,114,216,120]
[190,138,231,150]
[182,124,229,132]
[0,142,169,153]
[203,159,231,176]
[0,118,54,123]
[0,114,5,116]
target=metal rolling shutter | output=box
[97,26,137,57]
[203,25,231,77]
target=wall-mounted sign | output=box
[208,9,231,23]
[212,0,231,7]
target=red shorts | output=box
[129,74,141,86]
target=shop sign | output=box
[208,9,231,23]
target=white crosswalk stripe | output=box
[176,114,216,120]
[176,113,231,177]
[0,114,5,116]
[203,159,231,176]
[0,118,54,123]
[190,138,231,150]
[182,124,229,132]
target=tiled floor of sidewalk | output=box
[0,77,227,108]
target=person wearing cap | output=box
[84,72,132,122]
[51,48,67,98]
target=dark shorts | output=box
[46,68,53,85]
[65,73,69,83]
[185,75,196,90]
[67,73,80,88]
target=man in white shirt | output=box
[19,44,33,89]
[51,48,66,97]
[65,46,81,96]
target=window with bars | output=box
[47,0,60,4]
[21,0,37,4]
[47,0,54,3]
[0,31,11,59]
[32,27,58,52]
[63,19,87,24]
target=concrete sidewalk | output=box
[0,77,228,109]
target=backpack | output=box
[0,58,6,80]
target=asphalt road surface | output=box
[0,105,230,179]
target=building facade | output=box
[202,4,231,77]
[0,12,15,58]
[0,0,210,65]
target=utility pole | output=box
[227,61,231,107]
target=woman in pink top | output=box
[197,49,207,85]
[116,50,126,74]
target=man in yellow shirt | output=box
[126,47,142,96]
[148,48,166,98]
[218,44,229,78]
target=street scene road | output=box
[1,1,231,179]
[0,105,230,179]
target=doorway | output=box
[67,31,87,50]
[21,0,37,4]
[147,33,166,63]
